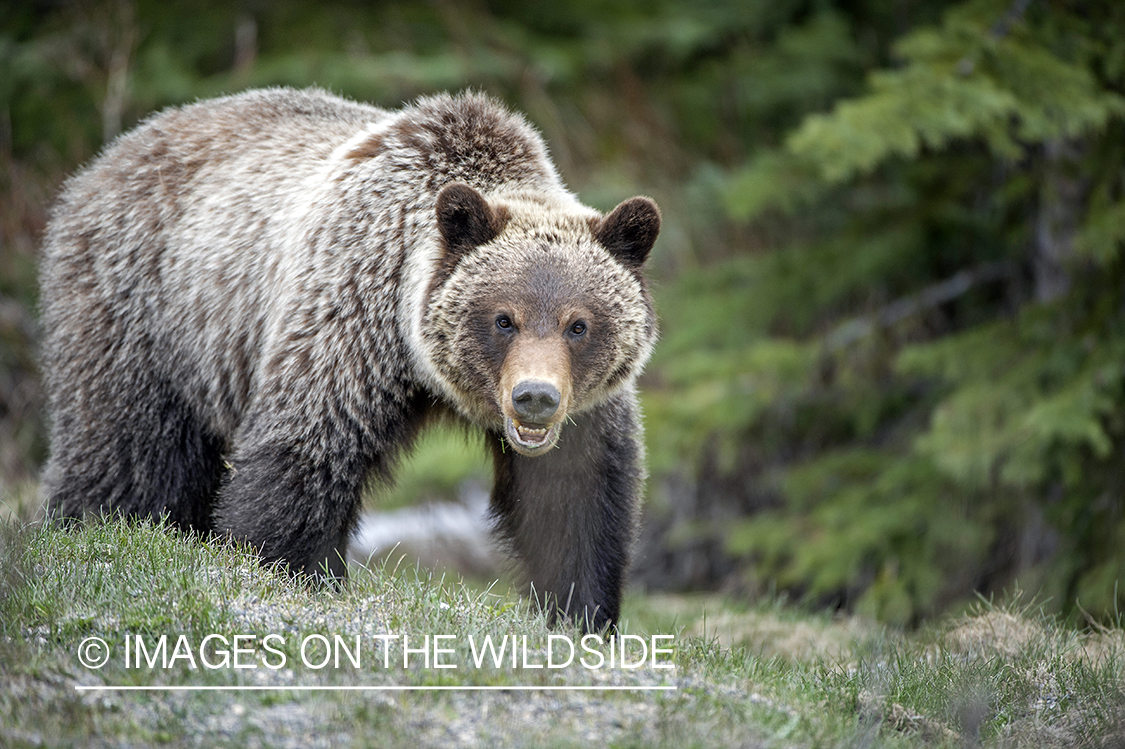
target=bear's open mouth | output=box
[505,417,562,455]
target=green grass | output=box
[1,517,1122,748]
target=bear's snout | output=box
[512,380,561,423]
[497,333,571,456]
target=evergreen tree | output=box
[649,0,1125,623]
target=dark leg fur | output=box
[214,441,361,579]
[213,395,425,579]
[43,379,225,533]
[490,393,642,632]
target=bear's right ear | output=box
[436,183,504,256]
[593,196,661,269]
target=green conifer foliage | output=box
[654,0,1125,623]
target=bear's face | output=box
[422,183,659,456]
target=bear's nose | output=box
[512,381,561,423]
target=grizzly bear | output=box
[39,88,659,630]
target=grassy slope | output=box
[0,518,1122,748]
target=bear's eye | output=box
[496,315,513,331]
[569,321,587,337]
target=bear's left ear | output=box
[436,182,505,256]
[593,197,661,269]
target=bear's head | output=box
[422,182,659,456]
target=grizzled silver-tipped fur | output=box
[39,87,659,631]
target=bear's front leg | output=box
[214,436,363,578]
[214,387,423,579]
[490,391,644,631]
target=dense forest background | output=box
[2,0,1124,626]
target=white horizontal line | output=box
[75,684,677,692]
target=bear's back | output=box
[44,88,390,254]
[39,89,397,438]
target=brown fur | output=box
[39,87,659,629]
[499,336,573,426]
